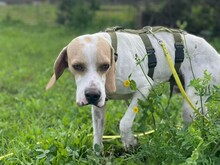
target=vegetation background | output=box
[0,0,220,164]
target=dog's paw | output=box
[93,143,104,155]
[123,138,138,151]
[120,132,138,151]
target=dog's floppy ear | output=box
[46,46,68,90]
[105,47,116,93]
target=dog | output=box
[46,27,220,152]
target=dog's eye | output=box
[99,64,110,72]
[72,63,85,72]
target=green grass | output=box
[0,3,220,164]
[0,22,128,163]
[0,18,127,164]
[0,3,57,25]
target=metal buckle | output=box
[147,48,155,55]
[175,43,184,49]
[147,48,157,68]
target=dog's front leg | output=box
[120,87,150,150]
[92,105,105,153]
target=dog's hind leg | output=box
[92,105,105,154]
[119,87,150,150]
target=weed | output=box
[125,62,220,164]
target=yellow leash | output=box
[103,130,155,139]
[160,42,197,111]
[0,153,13,161]
[159,41,209,122]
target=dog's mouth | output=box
[87,100,101,107]
[77,100,103,108]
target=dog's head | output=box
[46,35,116,107]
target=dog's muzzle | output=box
[85,88,101,106]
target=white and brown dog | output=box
[46,28,220,151]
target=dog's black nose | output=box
[85,88,101,105]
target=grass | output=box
[0,3,220,164]
[0,7,129,163]
[0,3,57,25]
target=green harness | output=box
[105,26,185,96]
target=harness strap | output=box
[108,31,118,62]
[106,26,185,83]
[139,33,157,79]
[173,32,184,63]
[169,32,185,97]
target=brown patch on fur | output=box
[46,47,68,90]
[96,37,112,65]
[67,38,87,76]
[84,36,92,43]
[96,37,116,93]
[67,38,85,63]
